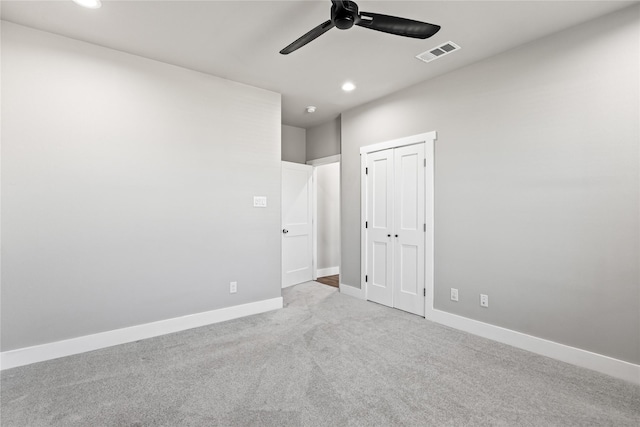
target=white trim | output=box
[316,266,340,277]
[0,297,283,371]
[424,139,435,313]
[312,166,318,280]
[360,152,368,296]
[360,131,437,155]
[425,308,640,384]
[339,283,366,300]
[306,154,341,166]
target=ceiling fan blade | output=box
[356,12,440,39]
[280,20,335,55]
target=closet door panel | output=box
[366,150,394,307]
[393,144,426,316]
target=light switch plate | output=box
[253,196,267,207]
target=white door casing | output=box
[282,161,313,288]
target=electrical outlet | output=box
[480,294,489,308]
[450,288,459,302]
[230,281,237,294]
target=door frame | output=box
[306,154,341,280]
[360,131,436,315]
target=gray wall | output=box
[306,117,341,162]
[316,162,340,271]
[340,6,639,364]
[1,23,282,351]
[281,125,306,163]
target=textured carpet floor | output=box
[1,282,639,426]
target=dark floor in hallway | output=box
[315,274,338,288]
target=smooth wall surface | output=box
[1,23,282,351]
[341,6,639,364]
[281,125,306,164]
[306,117,341,162]
[316,163,340,271]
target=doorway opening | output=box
[309,155,341,289]
[281,155,341,289]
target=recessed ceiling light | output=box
[306,106,317,113]
[72,0,102,9]
[341,82,356,92]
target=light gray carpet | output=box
[2,282,639,426]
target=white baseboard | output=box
[317,266,340,277]
[0,297,283,371]
[426,308,640,385]
[339,283,365,300]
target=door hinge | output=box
[365,275,368,283]
[365,221,368,229]
[424,159,426,167]
[365,167,368,175]
[424,223,426,232]
[424,288,426,296]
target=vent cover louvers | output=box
[416,41,460,63]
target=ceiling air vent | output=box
[416,41,461,63]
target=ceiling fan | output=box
[280,0,441,55]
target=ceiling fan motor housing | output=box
[332,1,359,30]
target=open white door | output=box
[282,161,313,288]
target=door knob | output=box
[387,234,391,237]
[282,229,289,234]
[395,234,399,238]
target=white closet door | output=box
[366,150,394,307]
[365,144,425,316]
[393,144,425,316]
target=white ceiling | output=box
[1,0,636,128]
